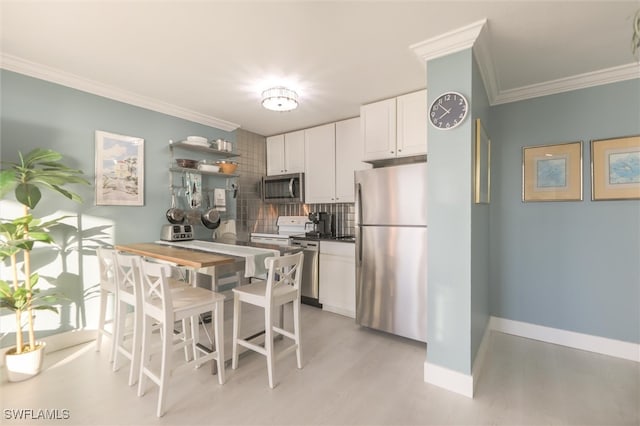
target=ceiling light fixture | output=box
[261,86,298,112]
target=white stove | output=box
[250,216,311,247]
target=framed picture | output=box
[95,130,144,206]
[475,119,491,204]
[522,141,582,202]
[591,135,640,201]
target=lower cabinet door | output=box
[319,242,356,318]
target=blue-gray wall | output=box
[470,53,491,365]
[0,70,236,344]
[427,49,476,375]
[490,79,640,344]
[1,70,236,243]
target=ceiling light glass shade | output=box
[261,86,298,111]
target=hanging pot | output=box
[201,192,221,229]
[166,191,185,224]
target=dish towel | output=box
[214,188,226,212]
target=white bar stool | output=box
[95,247,117,362]
[232,252,304,388]
[112,251,144,386]
[137,257,225,418]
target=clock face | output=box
[429,92,468,130]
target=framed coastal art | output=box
[591,135,640,201]
[522,141,583,202]
[475,119,491,204]
[95,130,145,206]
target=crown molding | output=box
[492,62,640,105]
[411,20,639,106]
[0,54,240,132]
[410,19,487,63]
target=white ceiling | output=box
[1,1,638,136]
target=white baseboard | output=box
[424,315,640,398]
[424,318,492,399]
[322,305,356,319]
[424,361,474,398]
[1,329,96,367]
[490,316,640,362]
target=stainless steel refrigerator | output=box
[355,162,427,342]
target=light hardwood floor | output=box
[1,305,638,425]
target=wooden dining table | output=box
[114,241,238,375]
[114,242,237,269]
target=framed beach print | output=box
[475,119,491,204]
[522,141,582,202]
[95,130,145,206]
[591,135,640,200]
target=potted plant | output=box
[0,148,88,381]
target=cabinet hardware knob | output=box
[390,151,394,154]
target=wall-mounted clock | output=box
[429,92,468,130]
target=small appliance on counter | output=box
[160,224,194,241]
[307,212,335,238]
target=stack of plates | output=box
[183,136,208,146]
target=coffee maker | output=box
[307,212,335,238]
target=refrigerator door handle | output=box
[356,182,363,262]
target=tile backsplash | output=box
[235,129,355,241]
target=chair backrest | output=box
[264,252,304,302]
[138,258,173,323]
[97,247,117,292]
[114,251,142,306]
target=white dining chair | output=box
[112,251,145,386]
[95,247,117,362]
[137,257,225,418]
[231,252,304,388]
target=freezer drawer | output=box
[355,225,427,342]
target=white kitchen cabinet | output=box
[266,130,305,176]
[304,123,336,203]
[361,98,396,161]
[319,241,355,318]
[361,89,427,162]
[305,118,370,204]
[396,90,428,157]
[335,118,371,202]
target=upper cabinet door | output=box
[396,89,427,157]
[361,98,396,161]
[335,117,371,203]
[304,123,336,204]
[266,134,285,176]
[284,130,305,174]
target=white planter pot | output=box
[4,342,46,382]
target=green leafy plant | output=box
[0,149,89,354]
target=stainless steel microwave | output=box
[262,173,305,204]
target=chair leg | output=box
[265,306,275,389]
[232,295,241,370]
[112,301,127,372]
[128,304,141,386]
[293,300,303,369]
[157,320,172,418]
[137,313,152,397]
[214,301,225,385]
[182,318,192,362]
[96,289,107,352]
[108,294,117,363]
[191,316,200,368]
